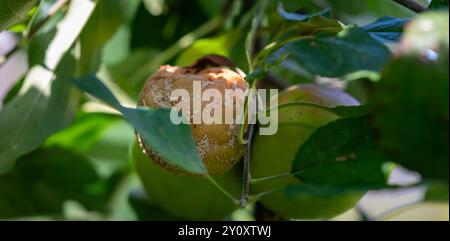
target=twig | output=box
[392,0,427,13]
[240,121,255,208]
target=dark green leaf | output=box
[429,0,449,9]
[292,116,392,188]
[79,0,127,74]
[370,54,449,179]
[324,0,418,17]
[267,27,391,78]
[0,54,78,175]
[84,120,135,178]
[0,0,38,31]
[277,2,332,22]
[0,148,107,219]
[362,16,410,43]
[107,48,160,99]
[71,75,207,175]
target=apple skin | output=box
[132,142,241,220]
[251,84,364,220]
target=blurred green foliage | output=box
[0,0,448,220]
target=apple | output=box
[137,55,248,175]
[251,84,363,219]
[132,142,241,220]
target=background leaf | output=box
[362,16,409,43]
[291,116,392,188]
[0,147,107,219]
[0,54,78,174]
[44,112,120,153]
[277,2,332,22]
[175,32,237,66]
[266,27,391,78]
[429,0,449,9]
[78,0,128,74]
[0,0,38,31]
[370,54,449,179]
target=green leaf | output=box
[429,0,449,9]
[266,27,391,78]
[197,0,227,18]
[71,75,207,175]
[291,116,392,188]
[370,54,449,179]
[27,0,66,67]
[362,16,410,43]
[0,0,38,31]
[245,0,269,71]
[0,54,78,175]
[99,0,140,66]
[0,147,107,219]
[323,0,418,17]
[277,2,332,22]
[107,48,160,99]
[28,0,59,32]
[45,112,120,153]
[84,120,135,178]
[78,0,128,74]
[0,1,99,172]
[175,32,236,66]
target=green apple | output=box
[251,84,363,220]
[132,142,241,220]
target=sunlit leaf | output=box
[0,54,78,175]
